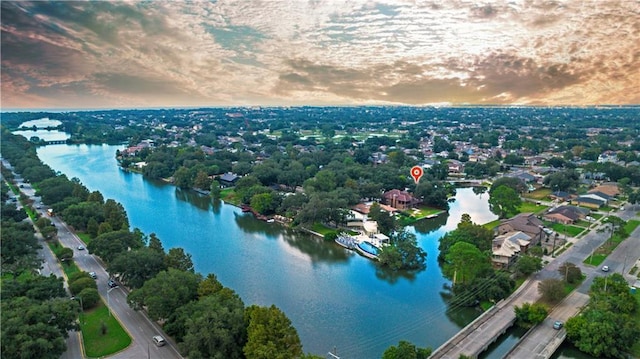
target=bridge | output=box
[503,291,589,359]
[429,278,542,359]
[44,140,69,145]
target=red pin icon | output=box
[410,166,424,184]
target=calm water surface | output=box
[38,144,499,358]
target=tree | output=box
[514,302,548,328]
[566,274,640,358]
[244,305,303,359]
[445,242,490,284]
[77,287,100,309]
[538,278,565,303]
[109,248,167,289]
[128,268,201,321]
[488,185,521,218]
[558,262,582,284]
[198,273,224,298]
[382,340,432,359]
[69,277,97,295]
[368,202,396,235]
[378,230,427,271]
[1,297,78,359]
[148,233,165,253]
[56,247,74,263]
[490,177,527,194]
[165,247,194,272]
[514,255,542,277]
[179,292,247,359]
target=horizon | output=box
[2,1,639,109]
[2,103,640,114]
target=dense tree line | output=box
[1,181,80,359]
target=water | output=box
[12,129,69,142]
[37,144,498,358]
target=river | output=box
[37,144,499,358]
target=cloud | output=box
[1,0,639,108]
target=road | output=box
[505,206,640,358]
[6,163,183,359]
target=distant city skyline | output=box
[1,1,639,109]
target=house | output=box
[509,171,536,183]
[218,172,240,187]
[544,205,589,224]
[549,191,571,202]
[589,183,620,197]
[382,189,420,210]
[447,160,464,174]
[491,231,532,269]
[571,196,605,209]
[496,213,546,245]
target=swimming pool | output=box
[357,241,380,257]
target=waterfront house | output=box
[491,231,531,269]
[382,189,420,210]
[219,172,240,187]
[496,213,545,246]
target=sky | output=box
[1,1,639,109]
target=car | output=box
[108,280,118,288]
[152,335,166,347]
[601,265,609,272]
[77,245,85,250]
[553,320,563,330]
[89,272,97,279]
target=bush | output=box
[324,231,338,241]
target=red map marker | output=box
[410,166,424,184]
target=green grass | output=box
[220,188,241,205]
[77,232,92,246]
[624,220,640,234]
[523,188,551,200]
[483,219,500,230]
[310,222,335,236]
[80,301,132,358]
[48,241,82,279]
[590,213,603,219]
[549,223,584,237]
[517,202,547,214]
[584,253,606,266]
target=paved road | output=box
[8,164,182,359]
[506,206,640,358]
[431,206,640,359]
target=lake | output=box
[37,143,498,358]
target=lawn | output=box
[483,219,501,230]
[80,301,132,358]
[48,241,82,278]
[523,188,551,200]
[549,223,584,237]
[310,222,335,236]
[77,232,92,246]
[220,188,241,206]
[517,202,547,214]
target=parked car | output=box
[89,272,97,279]
[553,320,563,330]
[601,265,609,272]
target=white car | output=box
[601,265,609,272]
[77,245,85,250]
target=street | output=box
[6,164,183,359]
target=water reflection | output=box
[414,211,449,234]
[233,212,283,239]
[282,233,352,264]
[211,198,222,214]
[175,188,213,211]
[374,265,421,283]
